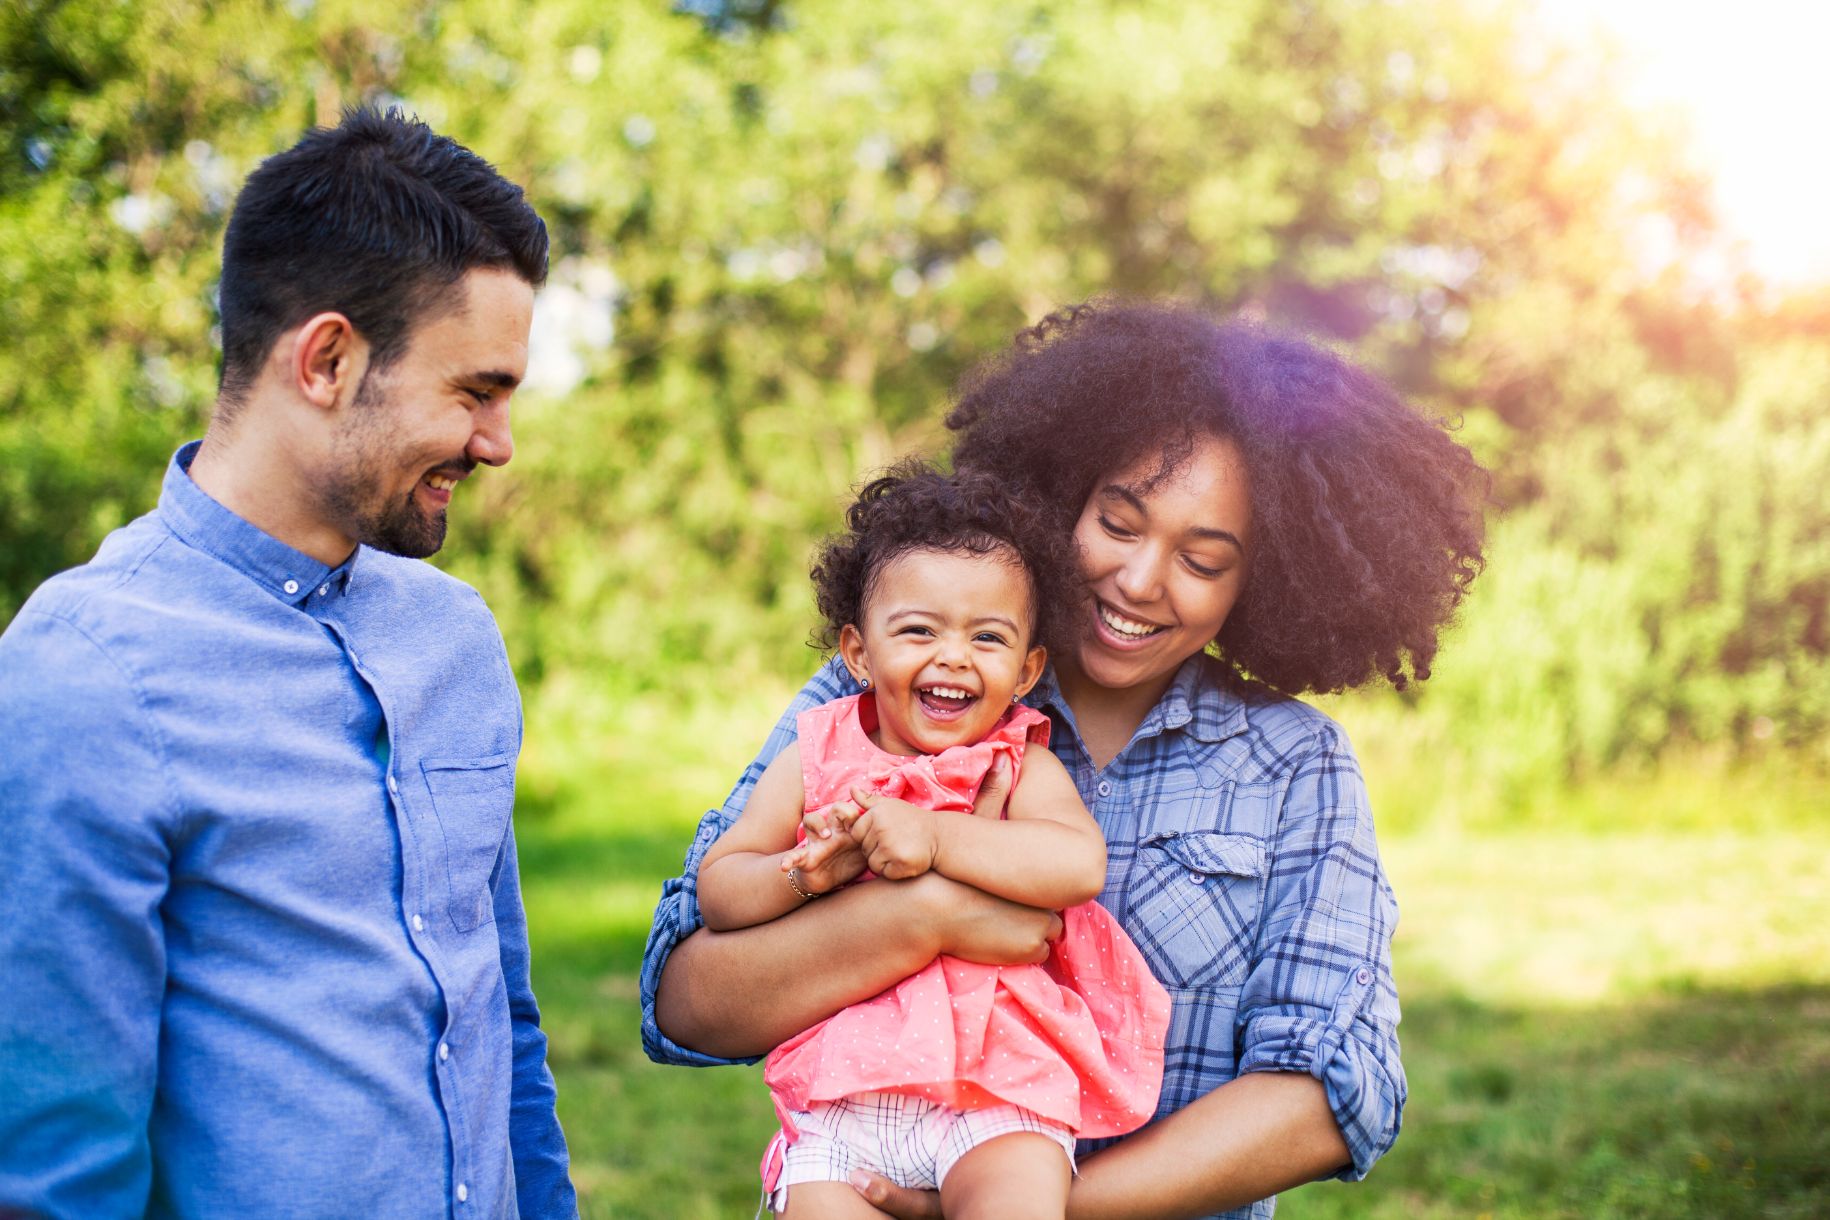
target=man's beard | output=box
[320,371,453,559]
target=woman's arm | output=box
[656,870,1065,1057]
[831,749,1107,908]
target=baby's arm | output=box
[845,749,1107,909]
[697,745,865,931]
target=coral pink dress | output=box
[762,693,1171,1147]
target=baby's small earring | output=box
[859,677,871,690]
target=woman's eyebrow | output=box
[1103,484,1243,552]
[1189,525,1244,551]
[1100,484,1150,515]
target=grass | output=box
[514,710,1830,1218]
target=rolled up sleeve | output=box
[1234,720,1405,1179]
[639,656,857,1067]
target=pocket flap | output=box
[421,753,516,792]
[1144,830,1266,878]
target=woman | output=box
[640,301,1486,1218]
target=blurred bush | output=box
[3,0,1824,809]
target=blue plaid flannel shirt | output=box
[640,653,1404,1218]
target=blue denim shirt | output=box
[640,655,1403,1219]
[0,444,575,1219]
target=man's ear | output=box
[289,312,365,412]
[838,623,871,689]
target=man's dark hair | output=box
[216,107,548,409]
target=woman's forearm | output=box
[656,878,942,1057]
[654,871,1064,1058]
[1067,1072,1351,1220]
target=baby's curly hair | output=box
[811,460,1086,660]
[946,299,1489,695]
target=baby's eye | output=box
[974,632,1010,646]
[896,625,934,637]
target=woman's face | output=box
[1066,432,1252,697]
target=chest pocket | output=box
[421,754,516,932]
[1127,830,1267,990]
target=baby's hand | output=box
[847,786,941,881]
[800,799,861,843]
[781,803,868,894]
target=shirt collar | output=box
[1026,653,1249,747]
[1142,654,1249,743]
[158,441,356,605]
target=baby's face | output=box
[843,547,1046,757]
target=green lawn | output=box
[517,746,1830,1219]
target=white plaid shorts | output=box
[765,1091,1075,1212]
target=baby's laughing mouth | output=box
[917,684,978,719]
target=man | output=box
[0,109,575,1218]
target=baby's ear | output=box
[1015,643,1047,699]
[837,622,871,688]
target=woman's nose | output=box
[1114,547,1166,604]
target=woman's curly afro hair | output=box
[946,299,1489,695]
[811,459,1087,661]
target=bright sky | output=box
[1535,0,1830,290]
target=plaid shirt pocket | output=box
[1128,830,1267,990]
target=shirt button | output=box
[412,914,425,932]
[1356,967,1373,985]
[282,579,299,595]
[456,1183,468,1203]
[1188,871,1206,885]
[438,1041,450,1062]
[1097,780,1111,797]
[387,775,399,795]
[318,584,328,596]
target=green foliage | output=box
[2,0,1826,797]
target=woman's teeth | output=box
[1099,604,1165,639]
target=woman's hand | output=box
[845,1171,942,1218]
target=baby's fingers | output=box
[827,800,862,832]
[800,809,834,840]
[780,844,811,871]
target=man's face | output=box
[321,268,534,558]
